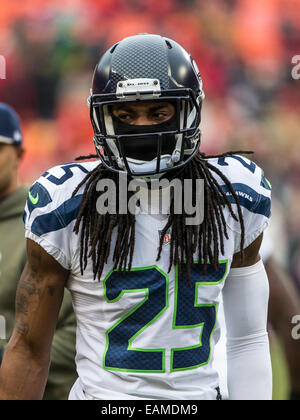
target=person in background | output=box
[0,103,77,399]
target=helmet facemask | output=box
[90,83,203,178]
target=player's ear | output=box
[16,146,25,160]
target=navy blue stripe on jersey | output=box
[27,182,53,216]
[217,156,256,174]
[31,194,83,236]
[221,183,271,217]
[23,209,27,225]
[42,163,89,186]
[260,173,272,191]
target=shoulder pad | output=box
[207,155,272,250]
[23,161,99,236]
[208,155,271,218]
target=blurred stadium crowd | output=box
[0,0,300,392]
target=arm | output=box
[0,239,69,400]
[43,291,77,400]
[222,233,272,400]
[266,257,300,398]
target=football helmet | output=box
[89,33,205,177]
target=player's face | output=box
[111,101,176,126]
[0,144,22,198]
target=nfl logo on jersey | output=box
[158,229,171,245]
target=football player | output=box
[0,34,272,400]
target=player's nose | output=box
[134,114,153,125]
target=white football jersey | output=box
[23,156,271,400]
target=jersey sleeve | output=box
[23,163,91,269]
[212,155,272,253]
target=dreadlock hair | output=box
[72,150,252,283]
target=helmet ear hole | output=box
[110,43,119,54]
[165,40,172,49]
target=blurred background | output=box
[0,0,300,399]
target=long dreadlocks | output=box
[72,151,252,282]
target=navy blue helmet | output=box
[89,33,205,177]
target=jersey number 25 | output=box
[103,262,228,373]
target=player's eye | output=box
[152,112,168,121]
[118,113,133,122]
